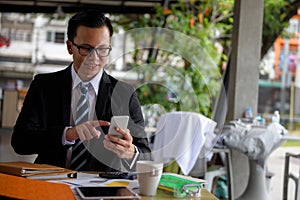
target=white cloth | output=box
[152,111,217,175]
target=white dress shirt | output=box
[62,65,102,145]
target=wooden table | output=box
[141,188,218,200]
[0,172,218,200]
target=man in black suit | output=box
[11,10,151,172]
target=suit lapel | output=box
[95,71,112,121]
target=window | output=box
[46,31,66,44]
[54,32,65,43]
[46,31,52,42]
[25,33,32,42]
[15,31,24,41]
[1,29,9,38]
[4,29,31,42]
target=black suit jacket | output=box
[11,64,151,171]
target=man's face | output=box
[67,25,111,81]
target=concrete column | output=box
[227,0,264,198]
[228,0,263,119]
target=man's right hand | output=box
[66,120,110,141]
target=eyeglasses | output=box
[72,41,112,57]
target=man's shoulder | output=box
[34,66,70,81]
[104,71,134,90]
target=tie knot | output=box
[80,83,90,95]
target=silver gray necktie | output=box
[70,83,90,170]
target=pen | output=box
[60,180,82,187]
[89,180,108,183]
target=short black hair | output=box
[67,10,113,42]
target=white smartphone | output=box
[108,116,129,138]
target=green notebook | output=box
[158,173,205,197]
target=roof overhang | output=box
[0,0,176,14]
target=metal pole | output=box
[280,39,289,114]
[289,82,294,130]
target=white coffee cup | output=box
[136,160,163,196]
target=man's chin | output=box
[78,69,101,81]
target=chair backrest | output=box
[152,111,217,176]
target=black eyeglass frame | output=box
[71,41,112,57]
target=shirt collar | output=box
[71,64,102,95]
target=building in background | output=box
[258,10,300,127]
[0,12,133,128]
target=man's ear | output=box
[66,40,72,54]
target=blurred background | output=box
[0,1,300,199]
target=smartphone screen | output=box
[108,116,129,138]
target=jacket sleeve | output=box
[108,77,152,161]
[11,75,67,155]
[128,90,152,161]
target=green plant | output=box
[112,0,300,119]
[125,1,225,117]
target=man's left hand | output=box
[103,127,135,161]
